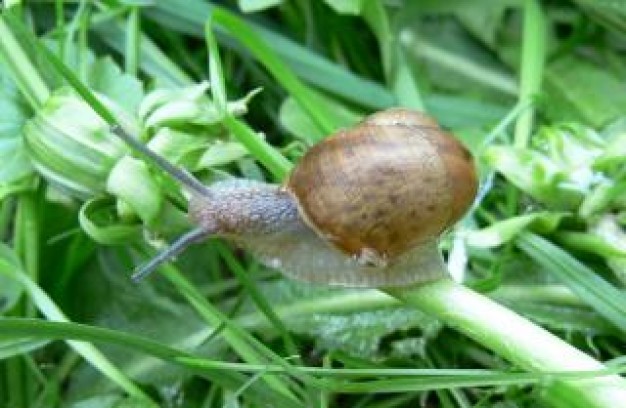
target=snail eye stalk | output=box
[110,125,210,196]
[131,227,209,282]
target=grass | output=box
[1,1,626,407]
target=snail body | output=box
[123,108,478,287]
[188,179,446,287]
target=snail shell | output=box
[286,108,477,268]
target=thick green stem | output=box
[386,279,626,408]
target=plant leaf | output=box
[238,0,283,13]
[544,55,626,128]
[516,233,626,334]
[88,57,144,114]
[466,212,567,248]
[0,62,34,184]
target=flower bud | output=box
[106,156,162,226]
[139,81,260,130]
[23,88,135,198]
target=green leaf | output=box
[106,156,163,226]
[466,212,567,248]
[278,96,362,144]
[146,0,395,109]
[147,128,208,170]
[205,21,227,115]
[425,94,508,129]
[0,243,152,402]
[0,243,23,313]
[484,145,577,208]
[197,141,248,169]
[595,118,626,169]
[544,55,626,128]
[23,88,131,198]
[211,7,338,135]
[485,122,608,210]
[454,2,510,48]
[574,0,626,33]
[242,280,437,357]
[69,395,121,408]
[503,302,619,335]
[0,338,50,359]
[79,198,142,245]
[88,57,144,114]
[291,307,436,357]
[517,233,626,334]
[238,0,283,13]
[324,0,364,15]
[91,21,192,88]
[0,63,34,184]
[363,0,424,110]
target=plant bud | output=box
[139,81,260,130]
[23,88,135,198]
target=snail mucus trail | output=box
[112,108,478,288]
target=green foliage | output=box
[1,1,626,407]
[0,66,33,186]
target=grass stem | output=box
[514,0,546,149]
[386,279,626,408]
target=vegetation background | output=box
[1,0,626,407]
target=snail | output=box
[114,108,478,287]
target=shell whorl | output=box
[286,108,477,264]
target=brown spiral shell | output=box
[286,108,477,264]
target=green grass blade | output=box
[223,115,293,180]
[514,0,546,148]
[155,260,302,403]
[92,17,192,87]
[125,7,141,76]
[516,232,626,333]
[211,7,338,135]
[0,318,301,408]
[204,19,226,113]
[3,318,625,389]
[215,242,301,364]
[3,13,117,124]
[145,0,395,109]
[0,13,50,108]
[0,257,154,403]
